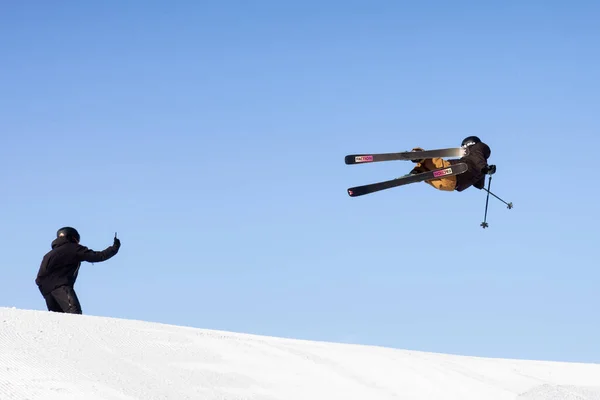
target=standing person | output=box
[409,136,496,191]
[35,227,121,314]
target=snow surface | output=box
[1,307,599,400]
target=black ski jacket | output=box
[449,142,491,192]
[35,237,120,296]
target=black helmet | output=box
[57,227,80,242]
[461,136,481,147]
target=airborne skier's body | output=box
[409,136,496,192]
[345,138,511,226]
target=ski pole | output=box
[481,175,492,228]
[482,188,513,209]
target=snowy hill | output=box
[1,308,599,400]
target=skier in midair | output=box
[35,227,121,314]
[409,136,496,192]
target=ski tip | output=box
[345,155,374,165]
[347,188,362,197]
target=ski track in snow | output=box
[0,308,599,400]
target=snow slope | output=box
[0,307,598,400]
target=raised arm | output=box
[76,236,121,263]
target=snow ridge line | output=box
[2,307,600,400]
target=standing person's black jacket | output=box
[449,142,492,192]
[35,236,120,296]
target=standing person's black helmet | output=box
[461,136,481,147]
[57,227,80,243]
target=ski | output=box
[347,163,469,197]
[345,147,467,165]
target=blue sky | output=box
[1,0,599,363]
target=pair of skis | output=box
[345,147,468,197]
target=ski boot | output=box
[402,147,427,176]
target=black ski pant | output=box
[43,285,82,314]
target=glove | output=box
[482,165,496,175]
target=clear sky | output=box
[1,1,599,364]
